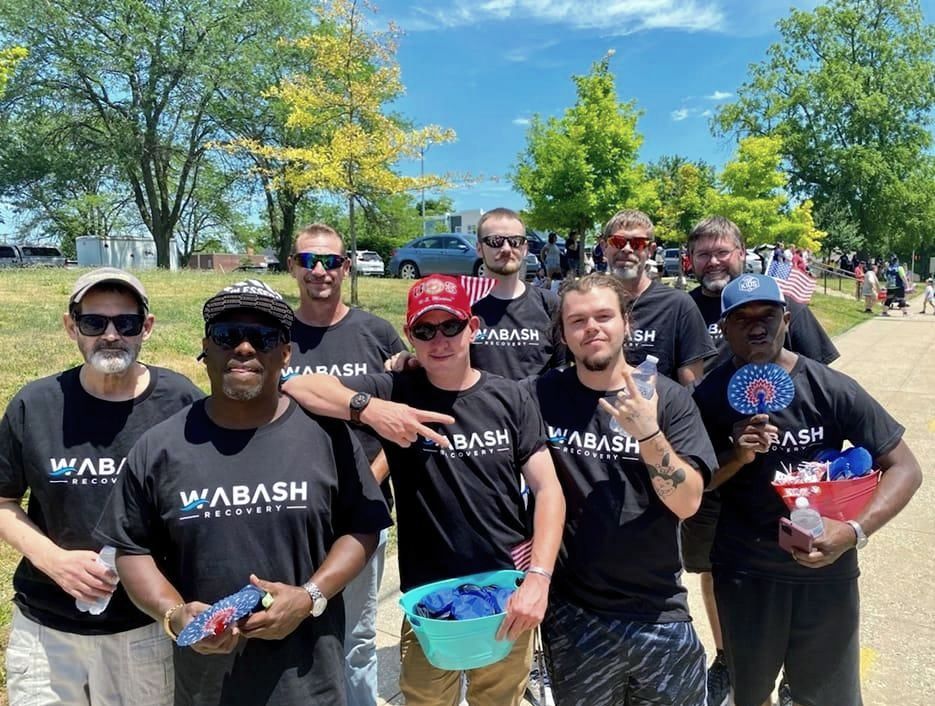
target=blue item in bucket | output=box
[414,583,514,621]
[400,570,524,671]
[829,446,873,480]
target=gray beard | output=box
[88,348,135,375]
[612,263,640,281]
[222,382,264,400]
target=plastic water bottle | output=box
[632,355,659,400]
[609,355,659,434]
[75,545,118,615]
[790,497,824,539]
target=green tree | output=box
[0,0,305,267]
[248,0,455,305]
[714,0,935,254]
[0,47,27,96]
[645,156,716,244]
[513,52,656,243]
[708,135,825,251]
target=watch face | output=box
[350,392,370,410]
[311,595,328,617]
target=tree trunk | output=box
[277,195,298,267]
[349,196,359,306]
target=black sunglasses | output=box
[207,323,285,353]
[72,313,145,337]
[410,318,469,342]
[481,235,527,249]
[294,252,347,270]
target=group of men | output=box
[0,207,921,706]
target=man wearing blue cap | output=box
[692,274,922,706]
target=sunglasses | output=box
[294,252,347,270]
[481,235,527,249]
[410,318,469,342]
[72,313,145,337]
[608,235,650,252]
[207,323,285,353]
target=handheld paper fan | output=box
[177,585,273,647]
[727,363,795,415]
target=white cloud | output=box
[512,117,531,126]
[705,90,733,100]
[671,108,690,121]
[701,109,713,117]
[403,1,724,34]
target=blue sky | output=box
[378,0,935,213]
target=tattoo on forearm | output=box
[646,441,687,498]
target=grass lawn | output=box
[0,268,871,696]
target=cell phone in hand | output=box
[778,518,814,554]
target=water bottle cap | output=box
[794,496,810,509]
[646,355,659,365]
[99,545,117,563]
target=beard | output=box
[612,262,641,281]
[701,270,731,293]
[222,377,265,401]
[580,351,614,371]
[484,256,521,276]
[87,344,138,375]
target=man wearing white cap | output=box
[0,267,202,705]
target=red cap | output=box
[406,275,474,328]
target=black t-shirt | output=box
[94,398,392,706]
[470,286,565,379]
[689,286,840,375]
[0,366,201,635]
[288,308,406,506]
[345,370,545,591]
[693,356,904,582]
[625,280,715,380]
[526,368,716,622]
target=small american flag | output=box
[510,538,533,571]
[459,275,497,305]
[767,260,817,304]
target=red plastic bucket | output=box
[772,471,881,521]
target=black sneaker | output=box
[706,654,731,706]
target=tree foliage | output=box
[715,0,935,255]
[707,136,825,251]
[513,52,655,239]
[644,156,716,244]
[0,47,27,97]
[245,0,455,304]
[0,0,302,266]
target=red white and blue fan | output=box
[728,363,795,415]
[177,585,273,647]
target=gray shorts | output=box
[6,606,172,706]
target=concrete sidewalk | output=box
[374,301,935,705]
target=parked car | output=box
[389,234,483,279]
[0,244,66,267]
[744,250,764,274]
[0,244,23,267]
[662,248,682,277]
[351,249,385,277]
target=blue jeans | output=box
[343,528,388,706]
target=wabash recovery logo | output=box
[769,425,825,453]
[472,328,541,347]
[177,481,308,521]
[624,329,656,349]
[419,428,512,459]
[546,426,640,461]
[48,457,126,486]
[283,362,368,377]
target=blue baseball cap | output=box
[721,274,786,318]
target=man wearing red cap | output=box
[283,274,565,706]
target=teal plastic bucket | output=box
[399,569,524,671]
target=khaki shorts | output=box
[6,606,173,706]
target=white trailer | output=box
[76,236,178,270]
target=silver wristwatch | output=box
[845,520,868,550]
[302,580,328,617]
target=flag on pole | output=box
[767,260,817,304]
